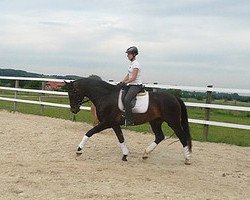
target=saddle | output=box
[118,88,149,114]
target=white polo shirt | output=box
[128,60,142,85]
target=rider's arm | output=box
[122,74,129,83]
[124,68,139,84]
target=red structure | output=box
[45,82,65,91]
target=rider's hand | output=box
[117,81,126,88]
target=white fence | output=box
[0,76,249,133]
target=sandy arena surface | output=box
[0,110,249,200]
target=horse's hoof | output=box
[75,152,82,160]
[142,151,149,160]
[75,147,83,159]
[122,155,128,161]
[184,159,191,165]
[76,151,82,156]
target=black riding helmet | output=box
[126,46,138,55]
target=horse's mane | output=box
[76,78,117,93]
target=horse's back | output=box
[149,91,182,116]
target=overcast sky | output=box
[0,0,249,88]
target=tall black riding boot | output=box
[125,107,134,126]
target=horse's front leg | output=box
[76,122,110,158]
[112,125,129,161]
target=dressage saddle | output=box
[121,86,146,108]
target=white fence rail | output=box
[0,86,249,112]
[1,76,250,93]
[0,96,91,110]
[0,76,249,133]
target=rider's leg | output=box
[123,85,142,126]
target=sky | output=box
[0,0,249,89]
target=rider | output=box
[120,46,143,126]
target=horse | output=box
[65,78,192,165]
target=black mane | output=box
[76,78,117,93]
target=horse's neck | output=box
[85,91,101,106]
[85,86,113,107]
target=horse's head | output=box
[65,81,84,114]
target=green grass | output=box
[0,92,249,147]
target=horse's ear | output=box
[64,81,72,90]
[64,81,74,86]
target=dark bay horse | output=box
[65,78,192,165]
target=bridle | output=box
[72,89,90,107]
[80,97,91,104]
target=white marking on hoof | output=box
[79,135,89,149]
[183,146,191,164]
[75,148,83,160]
[143,142,157,159]
[145,142,157,154]
[119,142,129,156]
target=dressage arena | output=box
[0,111,249,200]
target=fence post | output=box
[203,85,213,141]
[40,81,46,113]
[13,80,19,112]
[153,82,158,92]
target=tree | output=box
[166,89,182,97]
[88,74,102,80]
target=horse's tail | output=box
[177,98,192,152]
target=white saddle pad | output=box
[118,90,149,113]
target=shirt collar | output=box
[131,60,136,64]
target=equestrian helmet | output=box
[126,46,138,55]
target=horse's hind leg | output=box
[168,122,191,165]
[143,119,165,159]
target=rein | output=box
[81,98,91,104]
[79,96,99,106]
[77,97,91,107]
